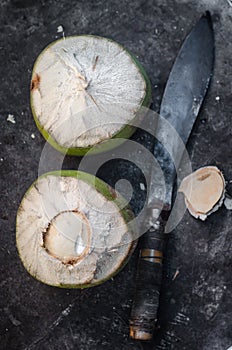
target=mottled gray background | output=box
[1,0,232,349]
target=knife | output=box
[129,12,214,340]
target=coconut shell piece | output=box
[179,166,225,220]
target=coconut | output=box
[179,166,225,220]
[16,171,137,288]
[30,35,151,155]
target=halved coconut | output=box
[16,171,137,288]
[179,166,225,220]
[30,35,151,155]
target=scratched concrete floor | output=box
[1,0,232,349]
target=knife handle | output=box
[129,211,168,340]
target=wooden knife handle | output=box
[129,211,168,340]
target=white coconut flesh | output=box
[44,211,91,264]
[16,173,136,287]
[179,166,225,220]
[30,36,148,149]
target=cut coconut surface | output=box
[30,35,151,155]
[179,166,225,220]
[16,171,137,288]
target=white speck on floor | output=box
[31,133,35,139]
[0,158,4,162]
[62,304,72,317]
[140,183,145,191]
[7,114,16,124]
[172,269,180,281]
[215,96,220,101]
[57,25,64,33]
[224,196,232,210]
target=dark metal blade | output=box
[148,12,214,209]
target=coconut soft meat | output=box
[179,166,225,220]
[44,211,91,264]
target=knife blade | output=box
[129,12,214,340]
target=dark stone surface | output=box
[1,0,232,349]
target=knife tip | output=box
[199,11,214,38]
[203,10,212,25]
